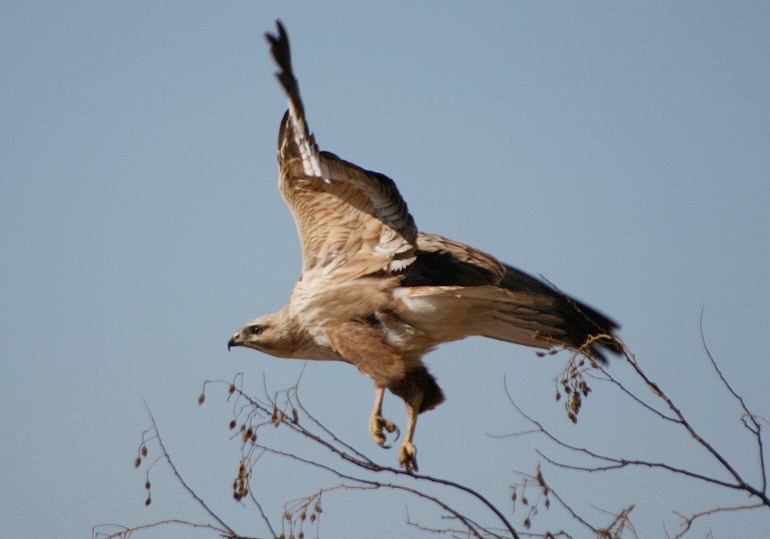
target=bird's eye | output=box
[250,326,264,336]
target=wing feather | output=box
[265,21,416,277]
[402,233,507,287]
[399,233,620,360]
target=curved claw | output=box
[391,423,401,444]
[380,424,401,449]
[369,414,398,448]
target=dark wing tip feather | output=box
[500,264,621,363]
[559,295,621,364]
[265,20,290,73]
[265,21,298,97]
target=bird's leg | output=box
[368,387,398,447]
[398,393,424,473]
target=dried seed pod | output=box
[140,445,148,457]
[145,496,151,506]
[570,397,580,412]
[134,456,142,468]
[197,393,206,405]
[229,420,237,430]
[229,384,236,394]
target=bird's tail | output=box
[397,280,620,362]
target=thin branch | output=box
[141,401,238,537]
[619,342,770,505]
[672,502,765,539]
[92,520,234,539]
[291,385,377,462]
[227,378,521,538]
[592,365,678,423]
[699,310,767,495]
[503,377,758,493]
[247,487,277,538]
[535,449,744,492]
[255,443,507,539]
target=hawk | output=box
[228,21,620,472]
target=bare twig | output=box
[672,502,765,539]
[218,377,521,539]
[92,519,234,539]
[141,401,238,536]
[699,310,767,496]
[619,342,770,506]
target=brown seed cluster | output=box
[279,498,322,539]
[511,466,552,531]
[555,356,594,423]
[133,440,154,506]
[134,442,149,468]
[144,476,152,506]
[271,406,288,426]
[232,458,250,501]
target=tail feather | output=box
[397,279,620,362]
[498,264,621,361]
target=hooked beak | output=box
[228,334,241,351]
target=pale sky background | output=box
[2,2,769,538]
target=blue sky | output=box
[2,2,769,538]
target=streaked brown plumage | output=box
[228,21,620,472]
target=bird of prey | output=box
[228,21,620,472]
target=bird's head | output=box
[228,311,298,358]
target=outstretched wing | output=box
[265,21,417,279]
[400,232,620,361]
